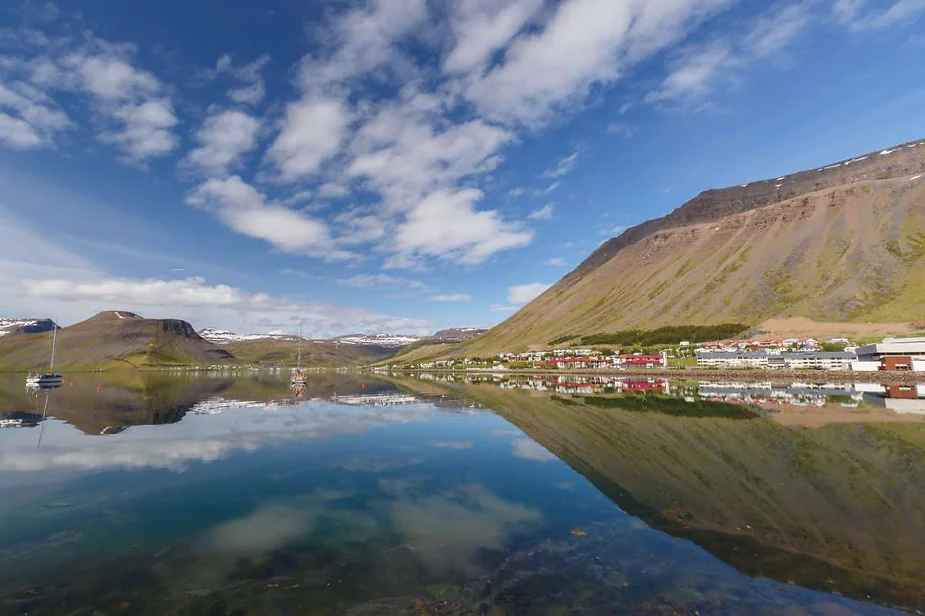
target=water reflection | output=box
[0,371,921,614]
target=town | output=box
[386,336,925,373]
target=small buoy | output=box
[96,386,102,393]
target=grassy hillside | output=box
[388,376,925,609]
[465,175,925,354]
[0,311,235,371]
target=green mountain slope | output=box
[464,141,925,354]
[0,311,235,371]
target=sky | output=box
[1,0,924,336]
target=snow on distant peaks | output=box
[0,317,53,337]
[334,333,422,348]
[198,328,419,348]
[198,328,297,344]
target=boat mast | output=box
[297,324,302,370]
[49,321,57,372]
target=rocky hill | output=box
[0,311,235,371]
[464,139,925,353]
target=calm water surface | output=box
[0,371,923,615]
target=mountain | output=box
[464,139,925,353]
[222,337,398,367]
[432,327,488,341]
[198,328,420,366]
[376,327,490,365]
[198,328,298,345]
[0,318,56,337]
[332,333,421,348]
[0,311,235,371]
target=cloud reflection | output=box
[0,400,438,473]
[511,438,557,462]
[389,484,542,577]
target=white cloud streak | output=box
[507,282,552,304]
[186,176,353,260]
[182,109,261,176]
[542,152,579,178]
[528,203,554,221]
[429,294,471,302]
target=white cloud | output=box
[646,42,737,104]
[60,40,180,161]
[0,33,177,160]
[0,111,45,148]
[507,282,552,304]
[428,440,474,449]
[606,121,636,138]
[317,182,350,198]
[339,274,425,289]
[834,0,925,30]
[392,189,532,265]
[542,152,579,178]
[443,0,544,73]
[489,304,520,312]
[347,110,513,210]
[744,3,813,57]
[266,97,349,182]
[298,0,430,88]
[0,82,71,148]
[429,294,471,302]
[186,176,353,260]
[648,3,812,106]
[544,257,566,266]
[465,0,734,124]
[212,54,270,106]
[22,274,430,334]
[527,203,554,221]
[182,109,261,176]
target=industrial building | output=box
[854,337,925,372]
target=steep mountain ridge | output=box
[573,138,925,280]
[463,140,925,353]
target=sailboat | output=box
[291,324,306,385]
[26,322,63,388]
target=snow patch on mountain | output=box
[198,328,298,345]
[333,334,421,348]
[198,328,419,348]
[0,318,55,337]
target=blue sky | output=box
[1,0,924,336]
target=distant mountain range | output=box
[0,313,483,371]
[457,138,925,354]
[198,328,421,350]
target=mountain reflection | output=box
[387,374,925,610]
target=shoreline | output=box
[383,367,925,385]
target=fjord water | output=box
[0,373,922,615]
